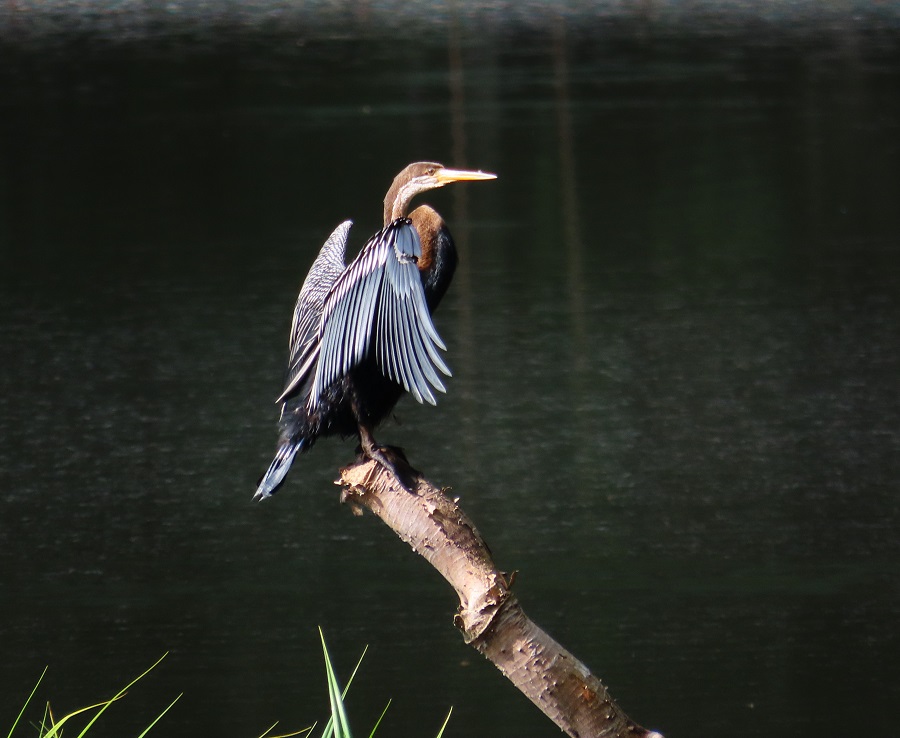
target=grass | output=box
[317,627,452,738]
[6,655,180,738]
[8,633,451,738]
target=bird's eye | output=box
[427,167,436,175]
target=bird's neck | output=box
[409,205,457,311]
[384,180,424,224]
[408,205,440,270]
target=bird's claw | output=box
[366,445,418,492]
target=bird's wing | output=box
[309,218,451,410]
[277,220,352,403]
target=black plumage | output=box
[254,162,496,500]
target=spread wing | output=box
[277,220,352,403]
[308,218,451,410]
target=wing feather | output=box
[308,218,451,410]
[277,221,352,403]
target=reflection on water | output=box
[1,4,899,737]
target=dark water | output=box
[2,4,899,737]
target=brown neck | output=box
[408,205,443,272]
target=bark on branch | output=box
[338,459,663,738]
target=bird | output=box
[254,161,496,500]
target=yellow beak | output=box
[434,167,498,184]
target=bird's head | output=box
[384,161,496,224]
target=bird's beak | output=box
[434,167,498,184]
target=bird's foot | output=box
[358,444,418,492]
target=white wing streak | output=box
[289,218,450,411]
[277,221,352,404]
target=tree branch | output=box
[338,459,663,738]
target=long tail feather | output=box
[254,440,306,501]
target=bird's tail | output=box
[253,439,307,501]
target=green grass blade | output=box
[319,628,352,738]
[256,722,281,738]
[72,653,169,738]
[434,707,453,738]
[134,692,182,738]
[321,652,338,738]
[39,696,124,738]
[365,699,391,738]
[323,643,369,737]
[342,645,368,697]
[256,724,313,738]
[32,654,169,738]
[7,666,47,738]
[39,701,52,738]
[317,628,371,738]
